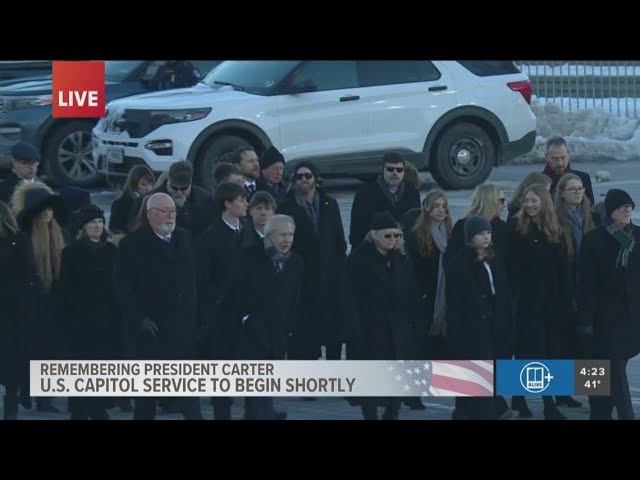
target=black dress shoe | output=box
[382,409,399,420]
[19,396,32,410]
[511,397,533,418]
[403,398,427,410]
[544,406,568,420]
[274,411,288,420]
[555,396,582,408]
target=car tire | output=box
[429,122,495,190]
[196,134,254,190]
[45,120,100,187]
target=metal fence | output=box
[516,61,640,119]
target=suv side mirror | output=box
[284,79,317,94]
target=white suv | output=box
[93,61,536,189]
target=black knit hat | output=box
[11,142,40,163]
[371,211,398,230]
[17,187,67,228]
[464,215,492,243]
[294,161,319,181]
[260,146,285,170]
[77,204,105,230]
[605,189,635,216]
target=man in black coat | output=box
[196,182,248,420]
[256,146,288,205]
[542,136,595,205]
[350,152,421,248]
[134,161,215,238]
[0,142,41,205]
[114,192,201,420]
[278,161,347,362]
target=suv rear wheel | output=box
[45,120,100,186]
[429,122,495,190]
[197,134,253,190]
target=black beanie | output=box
[77,205,105,230]
[371,211,398,230]
[464,215,492,243]
[260,146,285,170]
[605,189,635,216]
[294,161,319,181]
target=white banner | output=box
[30,360,494,397]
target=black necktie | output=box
[246,184,256,195]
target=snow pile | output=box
[514,99,640,164]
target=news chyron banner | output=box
[52,61,105,118]
[31,360,494,398]
[496,360,611,397]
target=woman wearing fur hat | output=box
[59,205,121,420]
[11,181,68,413]
[346,211,418,420]
[578,189,640,420]
[445,216,512,420]
[507,183,570,420]
[0,202,36,419]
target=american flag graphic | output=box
[389,360,494,397]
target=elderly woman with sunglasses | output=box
[578,189,640,420]
[345,211,418,420]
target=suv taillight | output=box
[507,80,532,104]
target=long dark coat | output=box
[233,246,304,360]
[445,246,512,359]
[0,232,36,386]
[278,189,347,345]
[345,241,417,360]
[114,225,198,359]
[507,218,571,358]
[444,217,509,267]
[349,179,420,248]
[58,239,122,359]
[577,224,640,359]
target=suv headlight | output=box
[150,108,211,128]
[2,95,53,110]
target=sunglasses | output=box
[383,233,403,239]
[169,183,190,192]
[295,173,314,180]
[498,198,505,205]
[385,166,404,173]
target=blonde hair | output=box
[466,183,503,219]
[412,189,452,257]
[509,173,552,216]
[515,183,560,244]
[554,173,594,257]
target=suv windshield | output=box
[202,61,299,94]
[105,61,146,82]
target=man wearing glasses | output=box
[349,152,421,249]
[0,142,41,204]
[115,192,202,420]
[542,136,595,205]
[138,160,216,237]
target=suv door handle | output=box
[428,85,448,92]
[339,95,360,102]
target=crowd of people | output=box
[0,136,638,421]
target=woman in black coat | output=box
[445,216,512,420]
[346,211,417,420]
[0,202,36,419]
[578,189,640,420]
[109,165,154,234]
[59,205,121,420]
[507,184,570,420]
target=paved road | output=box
[3,161,640,420]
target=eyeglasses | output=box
[618,204,634,212]
[169,183,190,192]
[563,186,585,194]
[295,173,314,180]
[383,233,403,239]
[385,166,404,173]
[498,198,505,205]
[150,207,177,215]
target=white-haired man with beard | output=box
[115,192,202,420]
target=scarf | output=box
[567,205,584,255]
[295,189,320,232]
[604,215,635,268]
[430,221,448,334]
[263,236,291,272]
[376,175,405,207]
[543,162,571,188]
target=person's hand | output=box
[141,318,159,338]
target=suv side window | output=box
[357,61,441,87]
[458,61,520,76]
[290,61,358,92]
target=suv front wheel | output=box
[197,134,254,190]
[45,120,100,187]
[429,122,495,190]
